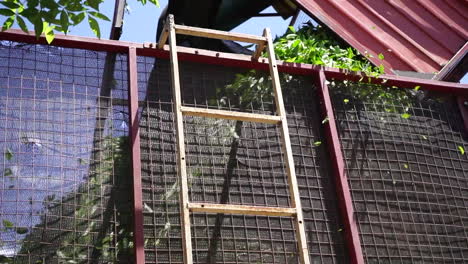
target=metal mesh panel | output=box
[0,42,132,263]
[331,80,468,263]
[138,57,347,263]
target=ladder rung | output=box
[188,203,297,217]
[181,106,281,124]
[174,25,267,45]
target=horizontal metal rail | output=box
[181,106,281,124]
[188,203,297,217]
[1,29,467,95]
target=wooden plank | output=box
[253,40,266,60]
[188,203,297,217]
[167,15,193,264]
[264,28,311,264]
[181,106,281,124]
[158,22,169,49]
[174,24,267,45]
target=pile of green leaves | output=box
[275,22,385,76]
[0,0,159,43]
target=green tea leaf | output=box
[70,12,85,25]
[88,16,100,38]
[378,53,384,60]
[60,10,69,33]
[322,116,329,124]
[458,146,465,155]
[16,15,28,33]
[401,113,411,119]
[149,0,160,7]
[2,15,14,31]
[78,158,88,165]
[89,11,110,21]
[144,203,154,213]
[15,227,28,234]
[86,0,101,10]
[3,168,12,177]
[414,85,421,91]
[33,16,43,39]
[43,21,54,44]
[4,148,13,160]
[0,8,14,16]
[3,219,14,229]
[313,141,322,146]
[343,99,349,103]
[0,2,20,9]
[403,164,408,169]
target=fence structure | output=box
[0,29,467,264]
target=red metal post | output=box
[127,46,145,264]
[457,97,468,134]
[315,69,364,264]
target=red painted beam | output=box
[315,69,364,264]
[127,46,145,264]
[1,29,467,95]
[457,97,468,134]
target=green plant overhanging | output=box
[217,22,415,116]
[275,23,385,76]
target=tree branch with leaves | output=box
[0,0,159,43]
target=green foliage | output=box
[0,0,159,43]
[275,22,384,76]
[219,70,273,109]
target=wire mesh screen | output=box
[0,41,132,263]
[330,80,468,263]
[138,57,347,263]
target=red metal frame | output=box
[457,97,468,135]
[1,29,466,94]
[315,70,364,264]
[127,46,145,264]
[2,29,468,264]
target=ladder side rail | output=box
[168,15,194,264]
[264,28,311,264]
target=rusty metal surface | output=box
[294,0,468,74]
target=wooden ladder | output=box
[157,14,310,264]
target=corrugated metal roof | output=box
[294,0,468,74]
